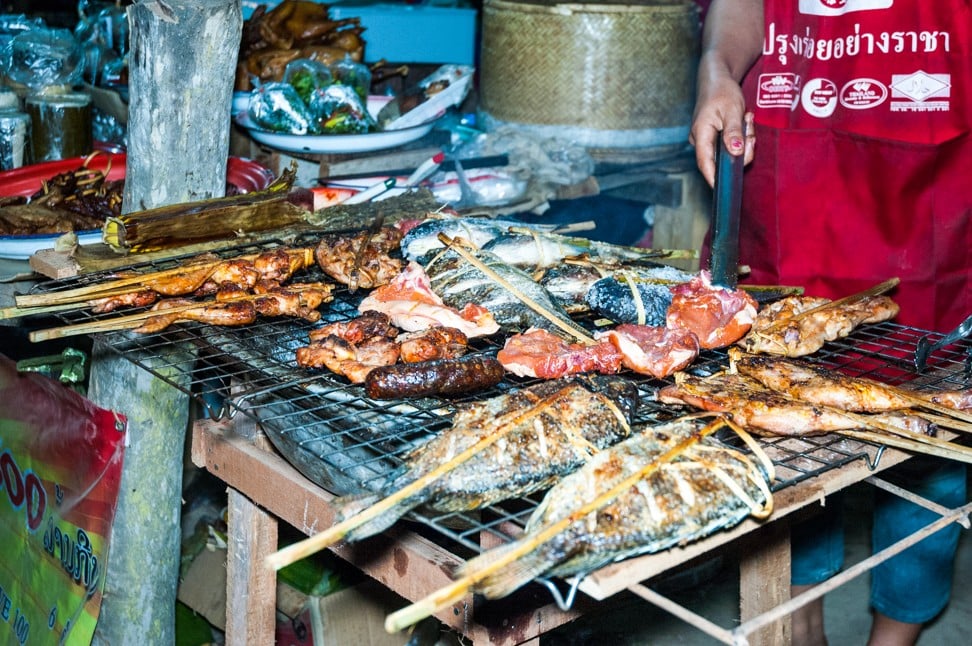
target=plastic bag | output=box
[248,81,314,135]
[283,58,332,104]
[7,27,84,89]
[307,83,375,134]
[331,54,371,102]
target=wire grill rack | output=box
[30,239,972,561]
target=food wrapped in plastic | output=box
[307,83,376,135]
[283,58,333,104]
[0,14,46,75]
[248,81,314,135]
[331,54,371,101]
[7,27,84,89]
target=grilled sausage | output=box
[364,354,504,400]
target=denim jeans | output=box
[791,458,966,624]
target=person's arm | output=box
[689,0,763,186]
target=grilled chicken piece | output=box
[295,335,400,383]
[398,327,468,363]
[657,372,934,437]
[739,295,899,357]
[314,227,404,289]
[134,299,257,334]
[252,283,332,321]
[90,288,158,313]
[732,350,972,413]
[307,310,398,345]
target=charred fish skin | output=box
[397,376,639,512]
[332,376,638,541]
[585,266,694,326]
[539,264,604,313]
[456,419,771,599]
[425,248,588,337]
[400,218,555,262]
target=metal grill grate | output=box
[31,244,972,559]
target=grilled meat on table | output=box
[453,417,773,600]
[331,375,639,542]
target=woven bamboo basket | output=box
[480,0,700,156]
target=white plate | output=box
[0,230,102,261]
[236,96,439,154]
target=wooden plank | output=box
[225,488,278,646]
[191,419,584,644]
[739,522,790,645]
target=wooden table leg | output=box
[225,487,279,645]
[739,522,791,645]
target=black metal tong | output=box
[914,312,972,372]
[708,130,744,289]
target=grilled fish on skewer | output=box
[585,266,695,326]
[384,417,772,630]
[739,294,899,357]
[330,376,639,542]
[453,417,772,600]
[400,217,556,261]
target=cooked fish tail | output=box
[455,536,556,600]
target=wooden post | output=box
[123,0,243,211]
[92,0,242,642]
[88,339,197,644]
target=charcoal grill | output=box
[30,236,972,582]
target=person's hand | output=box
[690,70,755,187]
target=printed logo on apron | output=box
[801,78,839,117]
[799,0,893,16]
[891,72,951,112]
[756,73,801,109]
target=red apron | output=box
[738,1,972,332]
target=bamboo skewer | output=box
[384,417,734,633]
[761,277,900,332]
[436,233,596,345]
[28,282,331,342]
[13,248,314,310]
[265,386,582,571]
[838,429,972,464]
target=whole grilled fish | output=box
[425,247,591,337]
[454,417,773,600]
[400,217,556,261]
[585,266,695,326]
[482,231,695,271]
[332,375,639,541]
[538,263,605,313]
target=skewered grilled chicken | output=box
[739,294,899,357]
[657,372,935,437]
[730,350,972,413]
[134,282,332,334]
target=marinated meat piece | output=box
[497,328,623,379]
[398,327,468,363]
[666,272,758,349]
[359,262,499,338]
[314,226,404,288]
[596,324,700,379]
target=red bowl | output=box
[0,152,274,197]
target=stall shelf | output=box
[23,239,972,645]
